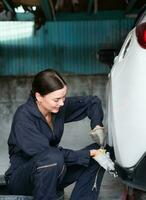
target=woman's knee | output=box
[33,148,65,173]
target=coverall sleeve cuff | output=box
[76,149,90,167]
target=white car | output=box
[106,8,146,190]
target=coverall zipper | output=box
[92,166,102,191]
[58,164,65,178]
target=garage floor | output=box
[64,172,146,200]
[63,172,123,199]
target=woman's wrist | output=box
[90,149,97,157]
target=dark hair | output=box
[31,69,67,100]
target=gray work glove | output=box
[90,125,106,147]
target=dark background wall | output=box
[0,18,133,75]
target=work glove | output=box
[90,125,106,147]
[93,149,116,174]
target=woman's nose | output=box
[59,99,64,106]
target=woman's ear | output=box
[35,92,42,102]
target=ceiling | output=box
[0,0,146,29]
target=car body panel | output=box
[106,23,146,168]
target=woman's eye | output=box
[53,97,66,103]
[54,99,59,102]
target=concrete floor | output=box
[64,172,146,200]
[98,173,124,200]
[63,172,124,200]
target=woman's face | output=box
[36,85,67,114]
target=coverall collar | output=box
[26,96,56,122]
[27,96,46,119]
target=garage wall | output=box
[0,74,108,149]
[0,18,133,75]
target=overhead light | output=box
[0,21,34,42]
[15,6,25,13]
[15,5,36,13]
[32,6,36,11]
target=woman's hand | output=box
[90,149,115,172]
[90,125,106,147]
[90,149,105,157]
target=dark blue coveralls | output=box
[5,96,105,200]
